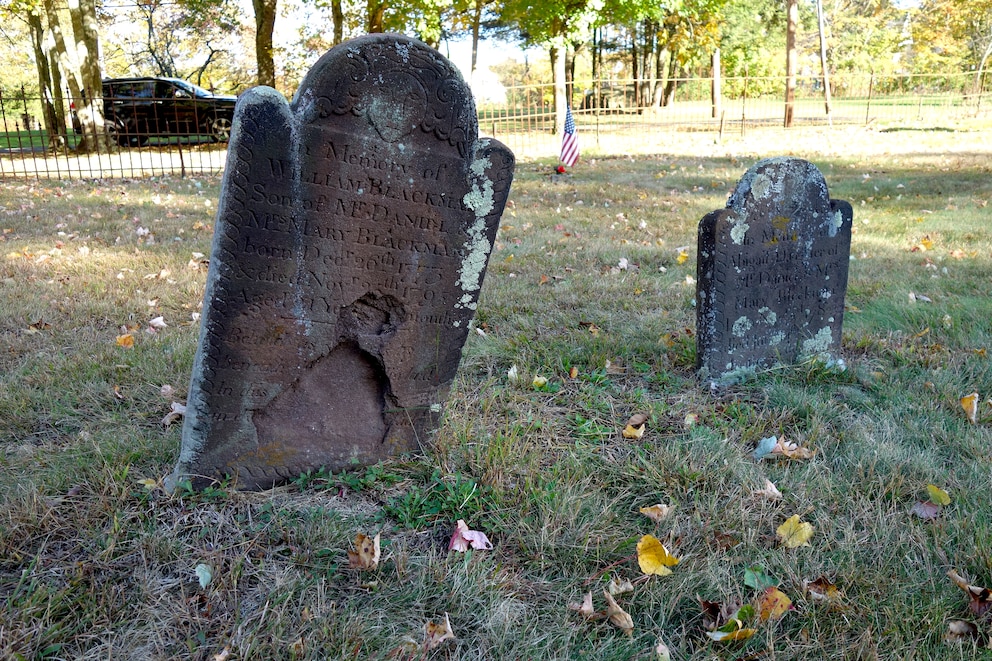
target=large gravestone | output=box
[168,35,514,490]
[696,157,853,382]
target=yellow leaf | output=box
[639,503,673,523]
[622,423,645,439]
[137,478,159,490]
[569,366,579,379]
[926,484,951,506]
[676,249,689,265]
[116,333,135,348]
[776,515,814,548]
[532,375,548,389]
[347,532,381,570]
[637,534,679,575]
[961,392,979,424]
[771,436,815,460]
[756,587,793,621]
[602,589,634,636]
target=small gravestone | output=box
[696,157,853,382]
[168,35,514,490]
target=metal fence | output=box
[1,71,988,179]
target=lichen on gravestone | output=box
[168,35,514,491]
[696,157,853,384]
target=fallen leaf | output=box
[684,413,698,427]
[148,316,167,329]
[424,613,455,650]
[568,591,604,620]
[448,519,493,552]
[507,365,519,382]
[655,639,672,661]
[347,532,381,570]
[607,577,634,596]
[639,503,673,523]
[116,333,135,348]
[754,479,783,500]
[195,563,213,589]
[948,569,992,617]
[771,436,815,460]
[743,566,777,590]
[623,413,648,439]
[211,646,232,661]
[961,392,979,424]
[756,586,793,621]
[910,500,942,520]
[804,576,843,606]
[160,384,175,398]
[705,621,757,642]
[137,477,159,490]
[532,375,548,389]
[569,366,579,379]
[603,589,634,636]
[776,515,814,548]
[945,619,978,643]
[676,249,689,265]
[637,534,679,576]
[753,436,778,461]
[927,484,951,506]
[162,401,187,426]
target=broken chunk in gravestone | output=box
[696,157,853,383]
[167,34,514,491]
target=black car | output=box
[73,77,238,146]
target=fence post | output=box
[865,73,874,126]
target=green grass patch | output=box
[2,132,992,659]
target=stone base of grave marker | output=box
[696,157,853,383]
[167,35,514,490]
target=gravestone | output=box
[696,157,853,382]
[168,34,514,490]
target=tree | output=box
[910,0,992,89]
[253,0,277,86]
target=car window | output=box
[133,82,155,99]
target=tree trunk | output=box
[711,48,721,119]
[44,0,82,103]
[332,0,344,45]
[27,8,63,150]
[253,0,277,87]
[816,0,831,119]
[630,24,638,106]
[470,0,483,76]
[68,0,110,153]
[552,45,566,136]
[662,49,679,106]
[367,0,387,32]
[784,0,798,127]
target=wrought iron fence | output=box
[1,71,988,179]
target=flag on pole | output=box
[559,105,579,167]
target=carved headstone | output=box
[169,35,514,490]
[696,157,852,382]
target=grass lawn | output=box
[1,126,992,659]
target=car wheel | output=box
[209,117,232,142]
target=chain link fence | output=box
[1,71,989,179]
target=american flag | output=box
[559,105,579,167]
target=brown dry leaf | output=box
[347,532,381,570]
[945,619,979,643]
[910,500,942,520]
[602,589,634,636]
[961,392,979,424]
[623,413,648,439]
[607,577,634,596]
[424,613,455,650]
[605,359,626,374]
[639,503,673,523]
[948,569,992,617]
[756,587,794,621]
[771,437,815,460]
[568,591,606,621]
[754,479,783,500]
[805,576,843,607]
[569,366,579,379]
[162,401,187,426]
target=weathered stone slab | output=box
[696,157,852,382]
[168,35,514,490]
